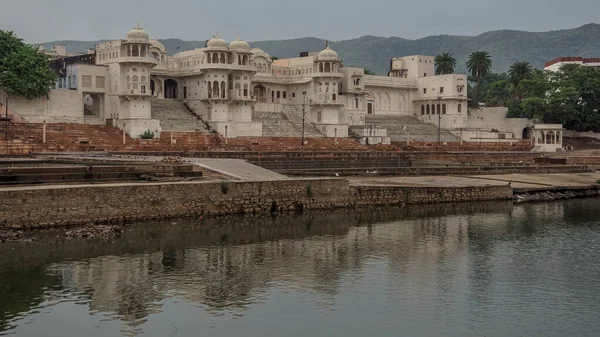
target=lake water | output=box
[1,199,600,337]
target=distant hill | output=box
[40,24,600,75]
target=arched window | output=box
[324,63,331,72]
[426,105,430,114]
[442,104,446,114]
[213,81,219,98]
[437,104,441,114]
[141,76,147,83]
[243,83,248,97]
[421,105,425,115]
[458,104,462,113]
[132,45,139,57]
[319,63,324,72]
[356,78,361,86]
[220,53,226,64]
[212,53,218,64]
[132,75,139,89]
[207,82,212,98]
[355,98,359,109]
[238,55,241,65]
[207,54,212,64]
[221,81,226,98]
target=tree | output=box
[0,30,56,100]
[466,51,492,101]
[364,69,376,75]
[508,61,533,87]
[508,61,533,100]
[434,52,456,75]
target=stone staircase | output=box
[252,106,324,138]
[365,115,460,142]
[151,99,210,132]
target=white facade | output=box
[9,24,541,142]
[544,57,600,72]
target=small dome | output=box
[251,48,271,59]
[150,39,166,53]
[127,22,150,42]
[229,38,250,51]
[207,34,227,49]
[318,41,338,61]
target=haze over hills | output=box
[40,24,600,75]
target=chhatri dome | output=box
[127,22,150,42]
[207,34,228,49]
[229,38,250,51]
[317,41,338,61]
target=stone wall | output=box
[0,179,352,229]
[353,184,512,206]
[0,178,514,229]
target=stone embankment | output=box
[0,178,512,230]
[513,186,600,203]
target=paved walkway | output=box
[55,154,288,181]
[349,172,600,189]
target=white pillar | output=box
[225,125,228,143]
[42,120,47,144]
[170,131,174,145]
[122,124,126,144]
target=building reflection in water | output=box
[3,198,596,336]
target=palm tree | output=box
[435,53,456,75]
[508,61,534,101]
[466,51,492,99]
[508,61,533,87]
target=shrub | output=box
[139,130,155,139]
[221,181,229,194]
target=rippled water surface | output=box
[1,199,600,337]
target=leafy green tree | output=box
[0,30,57,102]
[434,52,456,75]
[466,51,492,101]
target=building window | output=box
[424,73,427,77]
[82,75,92,88]
[333,93,336,101]
[317,111,322,123]
[283,91,287,99]
[292,92,296,98]
[426,105,430,114]
[421,105,425,115]
[277,91,281,98]
[96,76,105,89]
[141,85,146,94]
[423,88,427,94]
[442,104,446,114]
[439,87,444,94]
[458,104,462,113]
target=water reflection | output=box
[1,199,600,337]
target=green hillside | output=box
[40,23,600,75]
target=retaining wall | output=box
[0,178,513,229]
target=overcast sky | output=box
[1,0,598,43]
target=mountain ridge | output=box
[39,23,600,75]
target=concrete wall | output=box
[10,90,83,123]
[467,107,531,139]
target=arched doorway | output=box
[522,127,534,140]
[150,80,155,96]
[253,85,266,101]
[164,79,178,99]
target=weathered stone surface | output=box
[0,178,512,230]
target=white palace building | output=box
[7,24,557,148]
